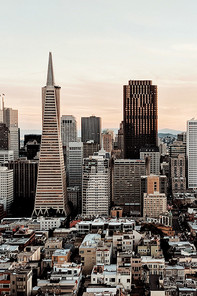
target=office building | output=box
[140,146,160,175]
[0,123,9,150]
[81,116,101,145]
[82,150,110,217]
[187,119,197,188]
[83,141,99,158]
[123,80,158,159]
[61,115,77,147]
[0,99,19,159]
[102,130,113,153]
[170,154,186,193]
[169,140,186,158]
[0,167,13,214]
[68,142,83,188]
[141,174,167,196]
[117,121,124,158]
[33,53,69,216]
[113,159,146,215]
[67,186,80,213]
[24,134,41,160]
[0,150,14,164]
[61,115,77,169]
[7,159,38,216]
[68,142,83,212]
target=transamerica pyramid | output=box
[33,53,70,217]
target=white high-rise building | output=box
[82,149,110,217]
[0,167,13,213]
[187,119,197,188]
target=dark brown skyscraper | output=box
[123,80,158,159]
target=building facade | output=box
[140,146,160,175]
[33,53,69,216]
[113,159,146,215]
[0,167,13,214]
[82,150,110,217]
[123,80,158,159]
[81,116,101,145]
[187,119,197,188]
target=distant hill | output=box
[158,128,184,135]
[158,133,176,138]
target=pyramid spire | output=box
[46,52,55,86]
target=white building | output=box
[39,217,61,230]
[82,150,110,217]
[0,150,14,164]
[0,167,13,213]
[91,264,132,291]
[187,119,197,188]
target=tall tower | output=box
[33,53,69,216]
[187,119,197,188]
[123,80,158,159]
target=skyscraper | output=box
[123,80,158,159]
[61,115,77,147]
[81,116,101,145]
[187,119,197,188]
[0,97,19,159]
[113,159,146,215]
[33,53,69,216]
[82,150,110,216]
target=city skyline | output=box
[1,1,197,131]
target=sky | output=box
[1,0,197,132]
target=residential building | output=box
[10,265,33,296]
[123,80,158,159]
[81,116,101,145]
[33,52,69,216]
[143,193,167,219]
[79,233,101,274]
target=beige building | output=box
[10,266,32,296]
[18,246,41,263]
[79,234,101,274]
[143,193,167,218]
[170,154,186,193]
[102,130,114,153]
[45,237,63,259]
